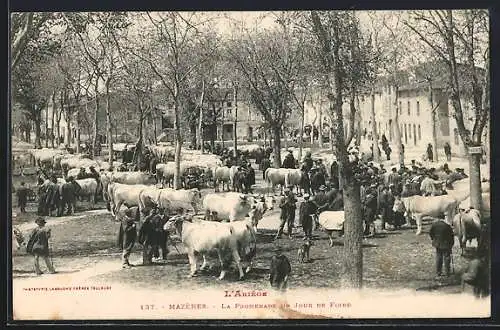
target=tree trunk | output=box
[34,106,42,149]
[106,81,113,166]
[198,80,205,153]
[65,109,71,148]
[318,105,323,148]
[173,86,182,190]
[272,125,282,168]
[50,92,56,148]
[298,102,305,161]
[75,105,81,154]
[233,84,238,158]
[392,86,403,165]
[469,152,483,213]
[93,82,100,158]
[342,180,363,287]
[153,110,158,145]
[370,93,380,162]
[44,103,49,148]
[429,83,439,162]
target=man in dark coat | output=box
[269,247,291,291]
[312,185,330,213]
[16,182,29,213]
[139,208,159,265]
[26,217,56,275]
[58,177,79,216]
[429,218,454,277]
[444,142,452,162]
[299,194,317,240]
[300,167,311,196]
[362,186,378,236]
[378,186,394,230]
[45,176,60,217]
[117,207,138,268]
[276,189,297,239]
[302,152,314,173]
[151,208,169,261]
[261,157,271,180]
[310,168,326,195]
[282,150,296,169]
[427,143,434,162]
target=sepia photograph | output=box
[9,9,491,321]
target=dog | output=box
[269,249,291,291]
[297,240,313,263]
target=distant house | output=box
[302,61,487,156]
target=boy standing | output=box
[26,217,56,275]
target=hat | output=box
[303,193,310,199]
[35,217,46,225]
[318,185,327,191]
[89,165,95,169]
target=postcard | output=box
[10,9,491,321]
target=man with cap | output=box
[299,193,317,240]
[429,216,454,278]
[313,185,330,213]
[276,188,297,239]
[26,217,56,275]
[282,150,296,169]
[139,207,160,265]
[310,167,326,195]
[301,151,314,174]
[16,181,29,213]
[152,207,169,261]
[269,245,291,291]
[117,206,139,268]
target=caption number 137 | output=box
[141,304,155,310]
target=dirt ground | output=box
[11,166,478,296]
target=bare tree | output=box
[309,10,376,289]
[130,12,215,189]
[406,9,489,212]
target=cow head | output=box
[392,197,406,214]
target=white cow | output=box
[164,216,257,280]
[107,182,151,216]
[392,195,459,235]
[75,178,100,207]
[213,166,238,192]
[155,188,202,214]
[202,193,254,222]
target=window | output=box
[399,101,402,115]
[127,112,132,120]
[227,108,232,115]
[418,124,421,140]
[407,101,411,115]
[408,123,412,138]
[227,101,232,107]
[416,101,420,116]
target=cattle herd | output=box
[12,142,491,284]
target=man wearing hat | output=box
[117,207,139,268]
[139,207,161,265]
[429,216,454,278]
[16,181,29,213]
[282,150,296,169]
[26,217,56,275]
[276,188,297,239]
[313,185,330,213]
[310,167,326,195]
[299,193,317,240]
